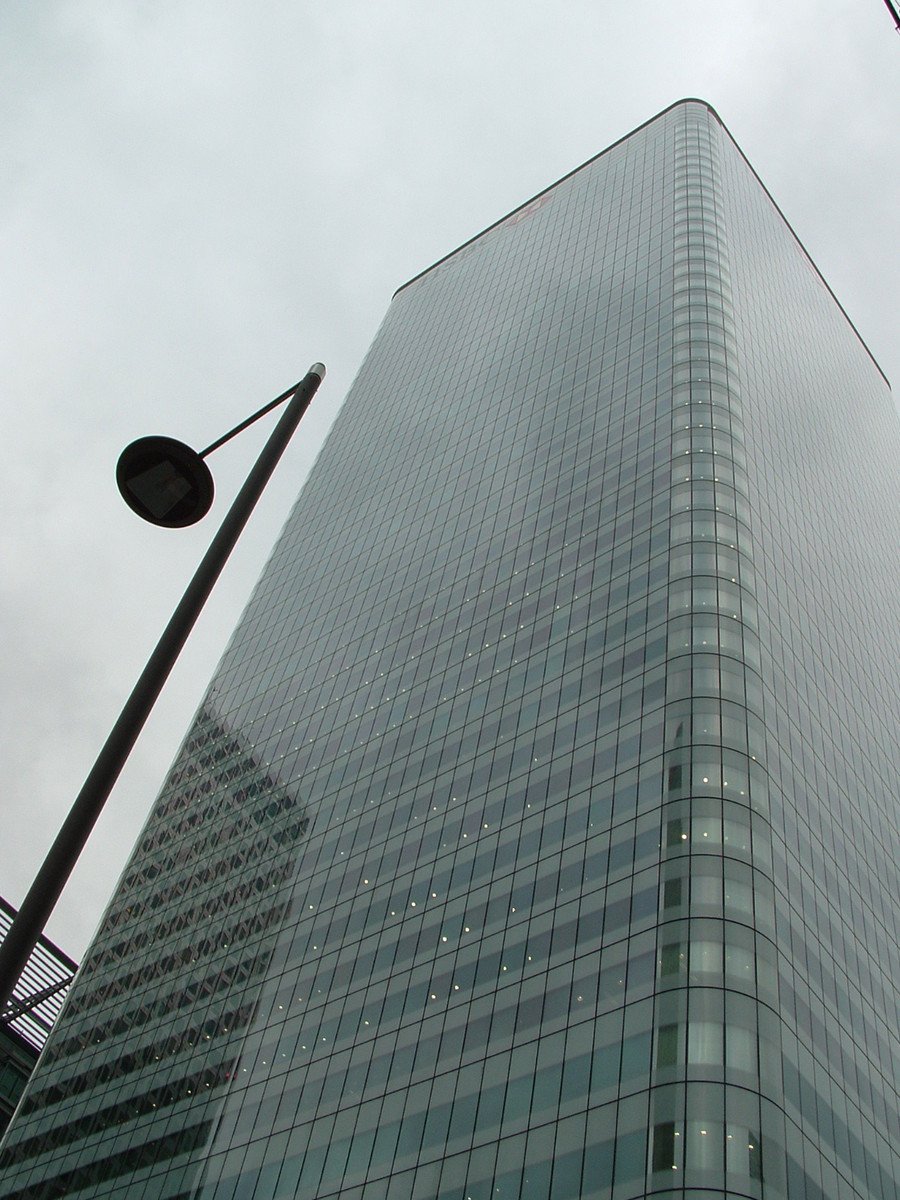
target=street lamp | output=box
[0,364,326,1016]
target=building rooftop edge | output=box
[391,98,712,300]
[712,112,890,389]
[0,896,79,976]
[391,97,890,390]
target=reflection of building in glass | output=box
[0,705,308,1197]
[0,900,76,1137]
[2,98,899,1199]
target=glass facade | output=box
[1,99,898,1200]
[0,898,76,1137]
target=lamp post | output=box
[0,364,325,1015]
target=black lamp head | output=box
[117,436,214,528]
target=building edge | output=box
[393,97,889,390]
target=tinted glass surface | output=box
[1,100,898,1200]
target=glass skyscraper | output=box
[1,98,898,1200]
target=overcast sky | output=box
[2,2,898,960]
